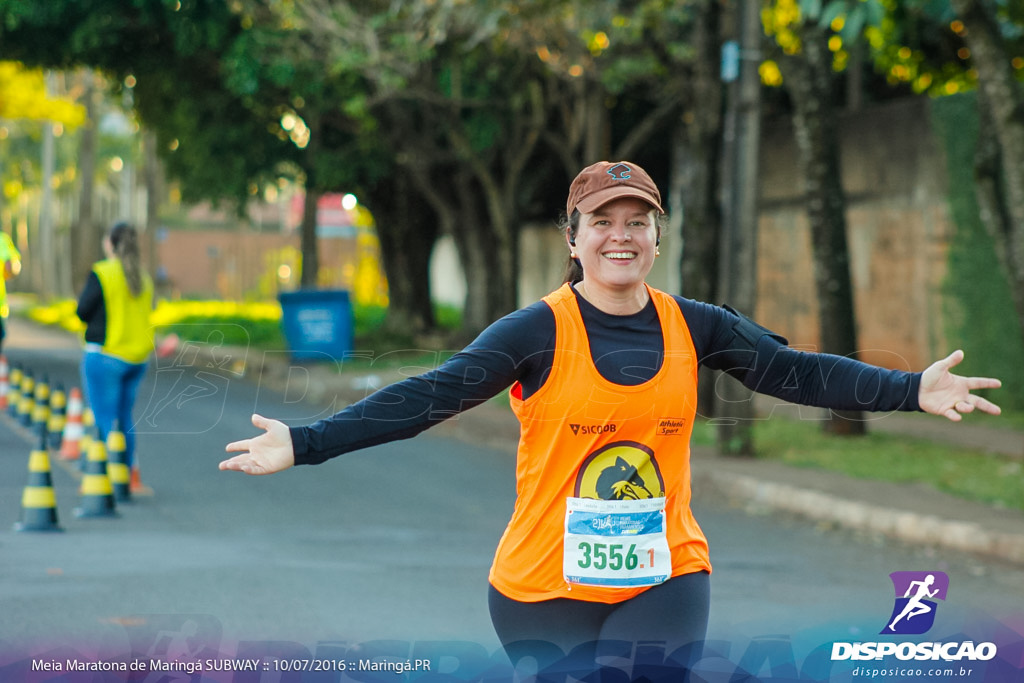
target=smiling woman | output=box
[221,159,1002,679]
[568,196,659,313]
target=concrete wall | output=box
[755,97,951,370]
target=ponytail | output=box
[108,222,144,297]
[559,210,583,284]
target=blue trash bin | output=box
[278,289,354,361]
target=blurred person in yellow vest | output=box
[76,222,154,473]
[0,230,22,355]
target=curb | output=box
[692,465,1024,566]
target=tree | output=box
[836,0,1024,346]
[277,0,551,335]
[0,61,86,294]
[947,0,1024,340]
[764,0,873,436]
[272,0,713,336]
[0,0,309,286]
[670,0,726,419]
[715,0,764,455]
[0,62,85,123]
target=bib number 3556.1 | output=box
[563,497,670,587]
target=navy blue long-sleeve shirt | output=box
[76,272,108,345]
[293,288,921,465]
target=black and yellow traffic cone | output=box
[14,428,63,533]
[7,364,22,417]
[77,408,95,473]
[106,421,131,503]
[47,383,67,449]
[16,369,34,426]
[74,438,118,519]
[31,375,51,435]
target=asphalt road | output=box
[1,319,1022,681]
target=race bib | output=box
[563,497,671,587]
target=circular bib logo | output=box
[574,441,664,500]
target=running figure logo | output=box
[881,571,949,635]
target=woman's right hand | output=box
[220,413,295,475]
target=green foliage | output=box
[164,314,285,348]
[0,0,297,207]
[931,92,1024,410]
[350,302,462,354]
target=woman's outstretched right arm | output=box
[220,413,295,475]
[221,302,555,471]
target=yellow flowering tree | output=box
[0,62,86,125]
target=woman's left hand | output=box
[918,350,1002,421]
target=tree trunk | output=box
[72,71,101,292]
[673,0,724,419]
[298,113,323,290]
[298,183,321,289]
[142,129,163,291]
[366,170,438,336]
[38,74,56,301]
[951,0,1024,340]
[973,91,1017,305]
[715,0,762,455]
[781,22,865,436]
[447,168,493,337]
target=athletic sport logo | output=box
[607,163,632,180]
[881,571,949,635]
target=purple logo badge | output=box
[881,571,949,635]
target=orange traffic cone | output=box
[7,364,21,417]
[106,422,131,503]
[47,383,67,449]
[74,439,118,519]
[59,387,85,461]
[129,465,152,496]
[14,429,63,533]
[0,354,8,411]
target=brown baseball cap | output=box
[566,160,665,216]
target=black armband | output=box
[722,304,789,349]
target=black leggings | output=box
[489,571,710,680]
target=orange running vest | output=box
[488,283,711,603]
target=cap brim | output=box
[574,187,665,215]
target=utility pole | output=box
[716,0,763,456]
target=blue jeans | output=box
[82,350,148,468]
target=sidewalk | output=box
[7,314,1024,567]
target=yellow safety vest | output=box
[92,259,154,363]
[0,232,21,318]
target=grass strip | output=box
[693,418,1023,512]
